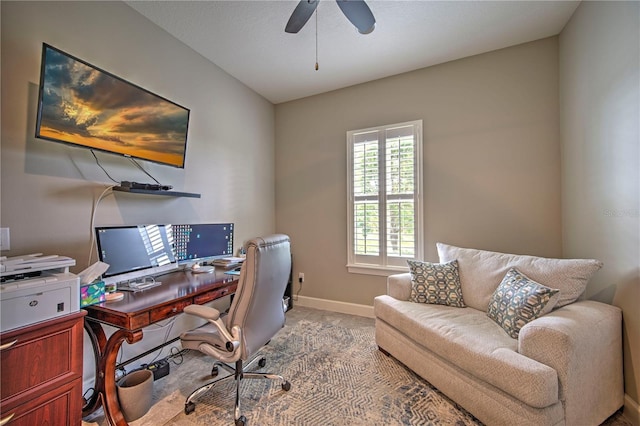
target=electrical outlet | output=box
[298,272,304,283]
[0,228,10,251]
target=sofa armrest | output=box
[518,300,623,425]
[387,273,412,301]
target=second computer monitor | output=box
[172,223,234,265]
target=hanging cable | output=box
[88,185,115,266]
[168,347,187,365]
[129,158,160,184]
[147,317,177,364]
[91,150,119,183]
[315,6,319,71]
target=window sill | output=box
[346,264,409,277]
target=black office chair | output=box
[180,234,292,426]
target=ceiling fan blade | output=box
[336,0,375,34]
[285,0,320,33]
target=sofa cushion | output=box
[487,268,560,338]
[407,260,465,307]
[436,243,602,311]
[374,295,559,408]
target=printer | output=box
[0,254,80,333]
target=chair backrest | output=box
[226,234,291,359]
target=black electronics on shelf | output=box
[113,185,201,198]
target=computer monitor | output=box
[95,224,178,285]
[172,223,234,266]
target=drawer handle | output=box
[0,340,17,351]
[0,413,15,425]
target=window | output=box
[347,120,423,275]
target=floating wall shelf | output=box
[113,186,201,198]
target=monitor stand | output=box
[191,264,214,274]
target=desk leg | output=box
[83,319,143,426]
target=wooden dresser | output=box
[0,311,86,426]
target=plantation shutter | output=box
[352,130,381,264]
[385,125,417,262]
[347,120,423,273]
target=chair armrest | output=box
[518,300,623,424]
[387,273,412,301]
[183,304,241,356]
[183,304,221,321]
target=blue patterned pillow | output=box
[408,260,465,307]
[487,268,560,338]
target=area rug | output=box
[164,318,481,426]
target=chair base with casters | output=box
[184,354,291,426]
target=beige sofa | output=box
[374,243,624,426]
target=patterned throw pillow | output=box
[487,268,560,338]
[408,260,466,307]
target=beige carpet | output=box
[83,306,630,426]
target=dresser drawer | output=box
[0,312,85,425]
[0,379,82,426]
[1,314,83,403]
[1,329,74,401]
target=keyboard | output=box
[118,281,162,292]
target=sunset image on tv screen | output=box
[36,46,190,168]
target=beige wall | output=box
[1,1,276,263]
[559,0,640,417]
[275,37,561,306]
[1,1,276,389]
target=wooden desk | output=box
[82,269,237,426]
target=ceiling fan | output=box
[285,0,376,35]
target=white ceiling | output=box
[126,0,580,104]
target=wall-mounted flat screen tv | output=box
[35,43,190,168]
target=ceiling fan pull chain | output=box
[315,7,319,71]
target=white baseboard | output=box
[294,296,374,318]
[624,394,640,426]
